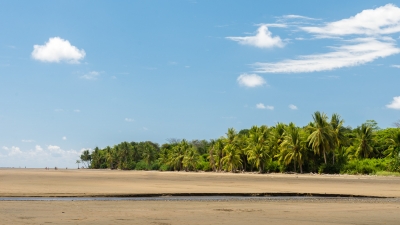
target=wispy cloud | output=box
[301,4,400,36]
[125,118,134,122]
[227,25,284,48]
[21,140,35,143]
[256,103,274,110]
[73,109,81,113]
[31,37,85,63]
[80,71,100,80]
[282,14,318,20]
[62,136,67,141]
[237,73,266,87]
[386,96,400,109]
[289,104,298,110]
[391,65,400,68]
[254,38,400,73]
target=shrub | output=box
[135,161,148,170]
[265,161,280,173]
[340,158,390,175]
[159,164,171,171]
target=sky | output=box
[1,0,400,168]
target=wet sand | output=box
[1,169,400,224]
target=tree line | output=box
[79,112,400,174]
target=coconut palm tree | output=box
[269,123,286,156]
[385,131,400,158]
[221,144,242,172]
[355,124,375,158]
[168,139,190,171]
[208,139,217,172]
[278,123,307,173]
[246,125,270,173]
[307,111,335,164]
[183,147,200,171]
[142,142,156,167]
[330,113,348,164]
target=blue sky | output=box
[1,0,400,168]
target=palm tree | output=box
[183,147,200,171]
[355,124,374,158]
[221,144,242,172]
[168,139,190,171]
[80,150,92,168]
[246,125,270,173]
[269,123,286,156]
[330,113,348,164]
[76,160,81,169]
[307,111,335,164]
[278,123,307,173]
[142,142,156,167]
[213,139,224,172]
[208,139,217,172]
[385,131,400,158]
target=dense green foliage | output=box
[81,112,400,175]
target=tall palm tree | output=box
[221,144,242,172]
[213,139,225,172]
[246,125,270,173]
[183,147,200,171]
[330,113,348,164]
[142,142,155,167]
[355,124,374,158]
[278,123,307,173]
[307,111,335,164]
[384,131,400,158]
[168,139,190,171]
[269,123,286,156]
[208,139,217,172]
[105,146,114,169]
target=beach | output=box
[1,169,400,224]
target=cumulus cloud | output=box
[253,38,400,73]
[301,4,400,36]
[227,25,284,48]
[31,37,85,63]
[386,96,400,109]
[80,71,100,80]
[289,104,298,110]
[1,146,22,156]
[125,118,134,122]
[0,145,86,167]
[237,73,266,87]
[256,103,274,110]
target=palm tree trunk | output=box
[323,150,327,164]
[294,160,296,173]
[299,161,303,173]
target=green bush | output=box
[340,158,390,175]
[265,161,280,173]
[159,164,171,171]
[150,162,160,170]
[318,164,341,174]
[135,161,148,170]
[126,161,136,170]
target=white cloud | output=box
[237,73,266,87]
[301,4,400,36]
[227,25,284,48]
[125,118,134,122]
[391,65,400,68]
[386,96,400,109]
[31,37,85,63]
[0,145,85,167]
[282,14,318,20]
[263,23,287,28]
[80,71,100,80]
[256,103,274,110]
[289,104,298,110]
[1,146,22,156]
[62,136,67,140]
[73,109,81,113]
[254,38,400,73]
[21,139,35,143]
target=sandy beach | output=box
[1,169,400,224]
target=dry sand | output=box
[1,169,400,224]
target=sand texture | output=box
[1,169,400,225]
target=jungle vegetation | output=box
[80,112,400,175]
